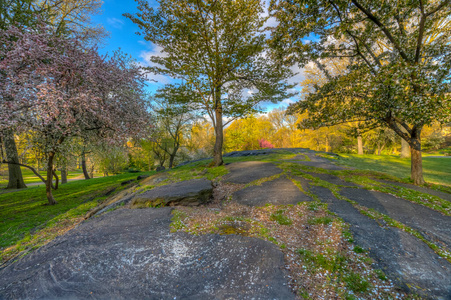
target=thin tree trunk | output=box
[409,127,425,185]
[377,141,386,155]
[2,160,51,186]
[53,169,59,190]
[168,145,179,169]
[61,165,68,184]
[169,155,175,169]
[46,152,57,205]
[213,84,224,166]
[357,131,364,155]
[401,138,410,158]
[81,150,90,179]
[3,130,27,189]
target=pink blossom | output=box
[258,139,274,149]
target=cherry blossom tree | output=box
[0,25,150,204]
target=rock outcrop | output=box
[0,208,295,300]
[131,178,213,208]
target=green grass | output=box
[270,209,293,225]
[308,216,333,225]
[343,272,371,293]
[0,167,103,187]
[0,171,154,254]
[337,154,451,186]
[297,248,347,274]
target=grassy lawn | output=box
[0,168,103,187]
[0,171,154,262]
[336,154,451,186]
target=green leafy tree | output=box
[270,0,451,184]
[125,0,293,166]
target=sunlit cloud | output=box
[139,45,173,87]
[107,17,125,29]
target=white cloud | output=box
[107,17,125,29]
[139,45,173,86]
[288,64,306,86]
[282,98,295,105]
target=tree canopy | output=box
[270,0,451,184]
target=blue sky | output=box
[92,0,303,111]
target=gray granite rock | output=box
[340,188,451,249]
[0,208,295,300]
[131,178,213,208]
[223,161,283,184]
[310,186,451,299]
[233,176,313,206]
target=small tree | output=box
[0,25,150,204]
[125,0,293,166]
[151,85,196,169]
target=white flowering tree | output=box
[270,0,451,184]
[0,25,150,204]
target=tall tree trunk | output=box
[213,86,224,166]
[81,150,90,179]
[168,154,175,169]
[46,152,57,205]
[61,164,68,184]
[409,128,425,185]
[411,145,424,185]
[357,129,363,155]
[4,130,27,189]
